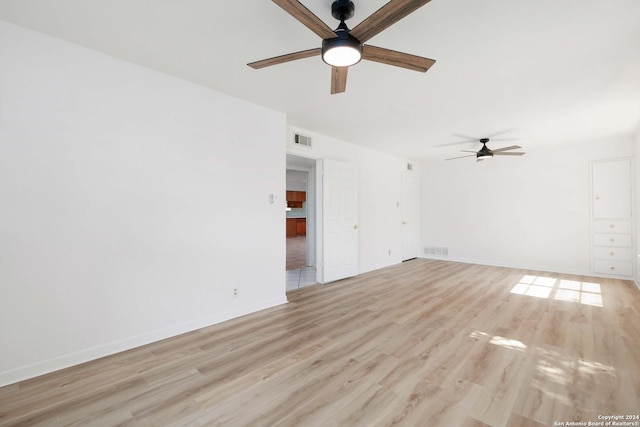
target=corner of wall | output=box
[634,125,640,285]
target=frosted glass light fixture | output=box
[322,20,362,67]
[322,37,362,67]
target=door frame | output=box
[286,154,321,282]
[286,154,360,284]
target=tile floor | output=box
[286,267,317,291]
[286,235,318,291]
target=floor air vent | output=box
[424,247,449,257]
[294,133,312,148]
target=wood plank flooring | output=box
[1,259,639,426]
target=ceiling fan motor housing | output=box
[477,140,493,158]
[332,0,355,21]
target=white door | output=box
[323,159,358,282]
[592,159,632,219]
[401,172,419,260]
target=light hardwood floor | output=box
[1,259,639,426]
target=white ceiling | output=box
[1,0,639,159]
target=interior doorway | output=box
[286,154,318,290]
[285,169,308,271]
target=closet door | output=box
[592,159,631,219]
[591,158,633,277]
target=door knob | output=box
[353,225,358,229]
[402,221,408,225]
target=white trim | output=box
[421,254,640,283]
[419,255,619,279]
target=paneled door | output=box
[401,172,419,261]
[322,159,358,282]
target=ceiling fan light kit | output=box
[322,29,362,67]
[249,0,436,94]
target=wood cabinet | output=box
[296,218,306,236]
[591,159,633,277]
[286,191,306,202]
[286,191,306,208]
[286,218,306,238]
[286,218,297,238]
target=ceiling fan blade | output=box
[451,134,481,141]
[491,145,522,152]
[437,138,519,147]
[248,48,321,69]
[445,154,477,161]
[460,150,477,153]
[331,66,348,94]
[485,128,517,139]
[437,139,478,147]
[438,132,519,147]
[272,0,337,39]
[494,152,525,156]
[362,45,435,72]
[351,0,432,43]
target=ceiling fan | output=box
[445,138,526,161]
[248,0,436,94]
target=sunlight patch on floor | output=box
[510,275,603,307]
[535,347,617,389]
[489,335,527,352]
[469,330,527,352]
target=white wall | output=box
[420,138,634,275]
[287,127,416,274]
[0,21,287,386]
[286,170,307,192]
[635,126,640,288]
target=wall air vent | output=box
[294,133,312,148]
[424,247,449,257]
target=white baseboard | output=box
[0,296,288,388]
[418,255,640,284]
[418,255,593,277]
